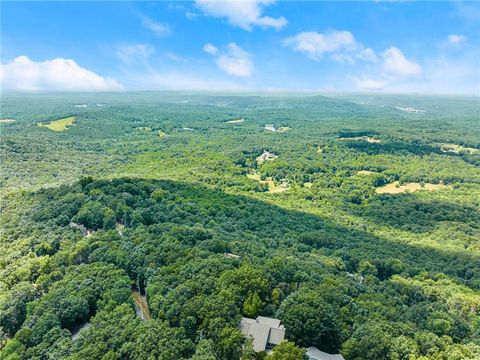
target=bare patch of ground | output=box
[376,181,450,194]
[395,106,426,113]
[132,290,152,320]
[256,150,278,164]
[441,144,479,154]
[226,118,245,124]
[264,124,291,132]
[338,136,381,143]
[247,171,288,193]
[357,170,375,175]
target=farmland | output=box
[37,116,75,131]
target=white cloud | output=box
[203,43,219,55]
[353,50,479,95]
[166,52,186,62]
[195,0,287,31]
[116,44,154,65]
[283,30,377,63]
[0,56,123,91]
[357,48,378,62]
[141,16,171,37]
[209,43,253,77]
[354,78,386,90]
[354,47,422,91]
[381,47,422,76]
[447,34,467,44]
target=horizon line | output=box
[1,89,479,98]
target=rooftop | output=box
[240,316,286,352]
[307,347,345,360]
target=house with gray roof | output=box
[306,346,345,360]
[256,150,278,164]
[240,316,286,352]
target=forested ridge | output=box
[1,92,479,359]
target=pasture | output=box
[376,181,450,194]
[37,116,75,131]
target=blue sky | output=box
[1,1,479,94]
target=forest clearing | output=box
[226,118,245,124]
[441,143,479,154]
[375,181,451,194]
[37,116,75,131]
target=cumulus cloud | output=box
[354,47,422,91]
[195,0,287,31]
[381,47,422,76]
[0,56,123,91]
[215,43,254,77]
[141,16,171,37]
[204,42,253,77]
[283,30,377,63]
[447,34,467,44]
[203,43,219,55]
[116,44,154,65]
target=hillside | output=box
[1,93,479,360]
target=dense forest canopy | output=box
[1,92,479,360]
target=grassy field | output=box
[338,136,381,143]
[441,143,479,154]
[246,172,288,193]
[376,181,450,194]
[37,116,75,131]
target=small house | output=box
[240,316,286,352]
[306,346,345,360]
[256,150,278,164]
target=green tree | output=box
[341,321,394,360]
[242,292,263,318]
[215,327,243,360]
[277,289,346,351]
[103,208,116,230]
[265,341,306,360]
